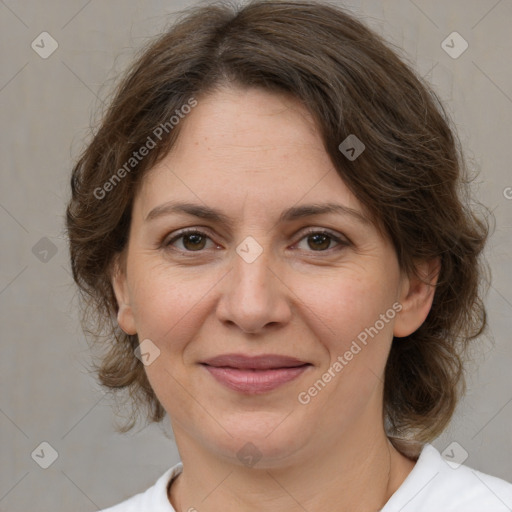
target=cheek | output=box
[302,276,396,406]
[127,257,231,370]
[299,271,395,352]
[128,266,214,410]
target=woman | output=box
[66,1,512,510]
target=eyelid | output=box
[291,227,350,252]
[162,227,219,249]
[296,227,350,243]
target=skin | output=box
[112,85,440,512]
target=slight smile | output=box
[200,353,313,394]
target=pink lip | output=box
[201,353,311,394]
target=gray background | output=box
[1,0,511,510]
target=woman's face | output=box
[112,86,434,467]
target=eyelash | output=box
[161,227,350,256]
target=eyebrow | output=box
[145,200,371,227]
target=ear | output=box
[393,257,441,338]
[110,253,137,335]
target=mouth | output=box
[200,353,312,394]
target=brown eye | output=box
[181,233,207,251]
[295,230,347,252]
[307,233,332,251]
[165,230,215,252]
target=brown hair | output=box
[66,0,490,444]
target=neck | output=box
[168,421,416,512]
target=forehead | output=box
[174,85,323,159]
[135,86,365,221]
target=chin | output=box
[205,411,314,469]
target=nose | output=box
[215,242,293,335]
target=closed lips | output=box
[201,354,312,394]
[201,353,311,370]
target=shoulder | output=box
[99,462,183,512]
[383,444,512,512]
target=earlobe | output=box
[110,254,137,336]
[393,257,441,338]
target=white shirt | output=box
[99,444,512,511]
